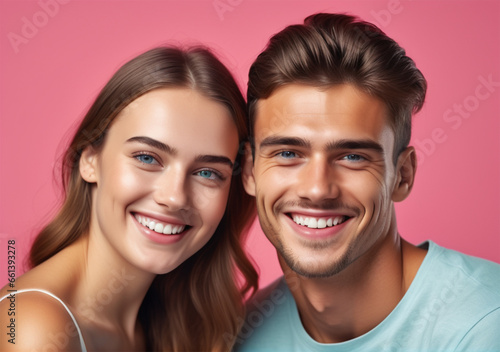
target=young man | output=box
[237,13,500,351]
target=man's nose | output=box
[295,155,340,203]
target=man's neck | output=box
[282,235,426,343]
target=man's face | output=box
[244,84,413,278]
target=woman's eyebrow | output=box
[195,155,234,169]
[125,136,177,155]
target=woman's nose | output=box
[153,165,189,211]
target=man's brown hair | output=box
[248,13,427,162]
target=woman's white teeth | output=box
[163,224,172,235]
[292,215,346,228]
[154,223,163,233]
[134,214,185,235]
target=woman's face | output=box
[81,88,239,274]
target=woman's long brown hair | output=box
[29,46,258,351]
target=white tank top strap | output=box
[0,289,87,352]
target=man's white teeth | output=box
[317,219,327,228]
[292,215,346,229]
[308,218,318,228]
[134,214,186,235]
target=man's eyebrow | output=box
[195,155,234,169]
[326,139,384,155]
[259,136,311,149]
[125,136,177,155]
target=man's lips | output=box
[283,212,352,239]
[288,212,349,229]
[133,213,191,235]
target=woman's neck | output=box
[70,235,156,343]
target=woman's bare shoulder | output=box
[2,241,84,297]
[0,242,85,350]
[0,290,83,351]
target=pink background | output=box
[1,0,499,289]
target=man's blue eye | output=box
[344,154,364,162]
[136,154,157,164]
[279,151,296,159]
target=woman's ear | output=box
[242,142,256,197]
[392,146,417,202]
[79,146,99,183]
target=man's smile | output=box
[288,213,349,229]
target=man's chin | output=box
[278,248,351,279]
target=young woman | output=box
[0,46,258,351]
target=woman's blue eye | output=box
[136,154,157,164]
[199,170,213,178]
[278,151,296,159]
[197,170,220,180]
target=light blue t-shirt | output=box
[235,241,500,351]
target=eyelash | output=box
[275,150,298,159]
[272,150,368,165]
[195,169,225,181]
[342,154,366,162]
[133,152,161,166]
[133,152,226,181]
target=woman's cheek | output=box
[200,185,231,223]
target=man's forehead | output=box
[258,84,332,114]
[253,84,390,138]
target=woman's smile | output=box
[134,213,189,235]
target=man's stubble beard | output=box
[257,205,360,279]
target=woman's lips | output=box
[133,213,189,235]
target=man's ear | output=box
[392,146,417,202]
[79,146,99,184]
[242,142,256,197]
